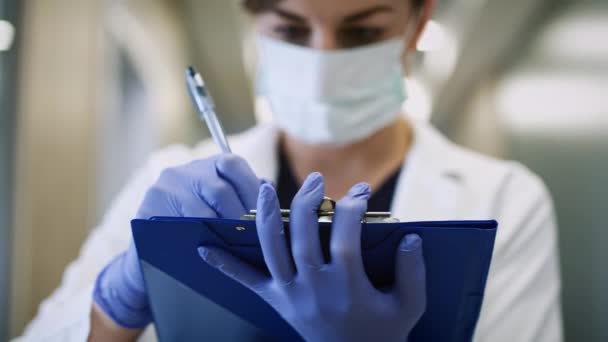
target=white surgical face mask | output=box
[256,35,407,145]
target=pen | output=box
[186,66,232,153]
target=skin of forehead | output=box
[268,0,411,26]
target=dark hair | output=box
[243,0,424,14]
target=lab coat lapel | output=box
[391,120,466,221]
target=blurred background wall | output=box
[1,0,606,341]
[9,1,100,336]
[452,2,608,341]
[0,0,18,340]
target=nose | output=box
[309,29,339,50]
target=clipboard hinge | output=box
[241,197,399,223]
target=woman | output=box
[18,0,563,341]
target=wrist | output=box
[88,302,143,342]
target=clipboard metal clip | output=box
[241,197,400,223]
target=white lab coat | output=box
[15,119,563,341]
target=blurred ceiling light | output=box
[417,20,448,52]
[403,77,432,121]
[496,71,608,134]
[538,11,608,64]
[0,20,15,51]
[419,21,459,81]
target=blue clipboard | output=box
[132,217,497,341]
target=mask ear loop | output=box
[400,12,420,75]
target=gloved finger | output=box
[198,246,268,294]
[188,159,248,219]
[289,172,325,271]
[330,183,371,279]
[178,187,221,218]
[215,154,261,211]
[394,234,426,317]
[257,183,295,284]
[136,185,181,219]
[137,165,221,219]
[136,166,188,219]
[260,178,275,189]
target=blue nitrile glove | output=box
[198,173,427,342]
[93,154,260,329]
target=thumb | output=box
[395,234,426,318]
[198,246,267,293]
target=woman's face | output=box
[255,0,417,50]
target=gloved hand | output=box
[198,172,427,342]
[93,154,260,329]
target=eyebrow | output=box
[273,7,306,23]
[343,5,394,23]
[272,5,394,24]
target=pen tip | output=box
[186,66,205,87]
[186,66,196,77]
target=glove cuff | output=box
[93,253,152,329]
